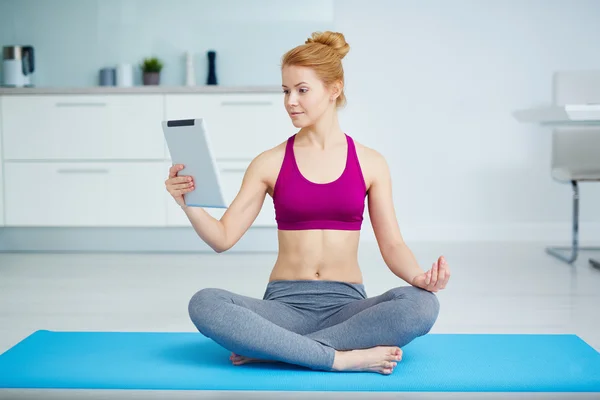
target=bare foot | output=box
[332,346,402,375]
[229,352,276,366]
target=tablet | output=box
[162,118,228,208]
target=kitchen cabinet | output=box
[2,95,165,160]
[165,93,291,160]
[0,99,3,227]
[0,88,283,229]
[4,161,167,227]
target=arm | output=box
[367,150,425,285]
[182,152,269,253]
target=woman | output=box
[165,31,450,375]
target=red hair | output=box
[281,31,350,108]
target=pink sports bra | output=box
[272,133,367,230]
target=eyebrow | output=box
[281,82,308,88]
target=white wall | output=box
[334,0,600,243]
[0,0,334,87]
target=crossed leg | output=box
[188,287,336,371]
[306,285,440,350]
[188,285,439,373]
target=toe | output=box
[396,349,403,360]
[389,347,401,356]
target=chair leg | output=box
[546,180,579,264]
[546,180,600,268]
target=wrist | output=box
[410,273,422,286]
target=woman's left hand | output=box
[411,256,450,293]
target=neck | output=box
[297,107,344,149]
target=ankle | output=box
[331,350,347,371]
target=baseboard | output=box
[0,222,599,253]
[0,227,278,253]
[359,222,600,244]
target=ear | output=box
[329,80,343,101]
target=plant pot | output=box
[143,72,160,85]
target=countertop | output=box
[0,85,282,95]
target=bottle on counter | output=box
[185,51,195,86]
[207,50,217,85]
[116,63,133,87]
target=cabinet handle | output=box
[216,157,252,162]
[220,167,247,173]
[56,168,110,174]
[55,102,107,107]
[220,101,272,106]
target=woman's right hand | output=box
[165,164,195,207]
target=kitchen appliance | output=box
[2,45,35,87]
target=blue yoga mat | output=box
[0,330,599,392]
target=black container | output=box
[207,50,217,85]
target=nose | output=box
[286,92,298,108]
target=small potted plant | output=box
[140,57,163,85]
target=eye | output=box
[282,88,308,94]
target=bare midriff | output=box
[268,229,364,284]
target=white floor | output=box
[1,241,599,355]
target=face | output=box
[281,65,338,128]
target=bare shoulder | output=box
[353,139,389,190]
[246,140,287,196]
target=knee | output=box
[188,288,230,328]
[391,286,440,335]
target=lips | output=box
[291,112,303,116]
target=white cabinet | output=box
[1,95,165,160]
[4,161,167,227]
[165,93,293,160]
[0,99,3,227]
[0,90,282,229]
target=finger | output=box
[437,264,446,288]
[425,268,432,285]
[439,258,449,288]
[431,260,439,286]
[170,186,195,197]
[172,189,193,198]
[441,270,450,289]
[172,182,194,190]
[169,164,183,178]
[166,177,192,187]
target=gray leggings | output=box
[188,279,440,371]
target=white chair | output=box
[548,126,600,269]
[542,71,600,269]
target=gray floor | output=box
[1,241,599,354]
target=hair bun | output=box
[306,31,350,59]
